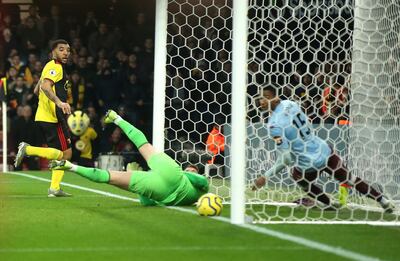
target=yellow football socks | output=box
[26,146,63,160]
[50,170,64,190]
[26,146,65,191]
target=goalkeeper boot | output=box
[48,160,73,171]
[104,109,119,124]
[48,188,72,197]
[14,142,29,168]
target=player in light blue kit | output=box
[253,86,394,213]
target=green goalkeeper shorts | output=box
[128,153,185,204]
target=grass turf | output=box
[0,171,399,261]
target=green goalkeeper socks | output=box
[115,118,148,149]
[75,166,110,183]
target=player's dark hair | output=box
[262,85,277,97]
[185,164,199,173]
[51,39,69,50]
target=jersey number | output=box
[293,113,311,139]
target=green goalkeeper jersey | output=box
[128,153,209,206]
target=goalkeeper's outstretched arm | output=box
[252,149,293,190]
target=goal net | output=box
[162,0,400,224]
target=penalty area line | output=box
[6,171,381,261]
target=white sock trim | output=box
[70,164,78,172]
[114,116,122,124]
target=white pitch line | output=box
[254,220,400,226]
[0,245,305,253]
[5,172,382,261]
[6,172,139,203]
[0,195,109,198]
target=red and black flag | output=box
[0,77,7,102]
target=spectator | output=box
[67,71,86,110]
[113,50,128,75]
[26,53,38,73]
[8,76,29,112]
[71,37,82,54]
[31,60,43,75]
[139,38,154,76]
[17,17,43,55]
[64,15,80,39]
[82,11,98,43]
[322,82,349,123]
[26,5,42,31]
[126,12,153,51]
[8,54,33,86]
[86,105,101,132]
[2,14,17,34]
[206,123,225,165]
[94,58,120,112]
[122,73,145,124]
[123,53,144,83]
[25,74,39,111]
[78,46,89,57]
[42,5,63,42]
[1,28,18,59]
[6,66,18,85]
[100,127,126,154]
[88,23,116,58]
[76,57,96,107]
[76,56,94,82]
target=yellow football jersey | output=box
[35,60,68,123]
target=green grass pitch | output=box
[0,171,399,261]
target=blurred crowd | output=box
[0,2,156,169]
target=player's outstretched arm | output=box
[40,78,71,114]
[252,149,293,190]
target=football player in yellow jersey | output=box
[14,39,73,197]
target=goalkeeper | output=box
[252,86,395,213]
[50,110,209,206]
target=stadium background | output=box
[0,0,352,172]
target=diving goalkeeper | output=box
[50,110,209,206]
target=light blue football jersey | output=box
[268,100,332,172]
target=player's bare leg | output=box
[325,153,394,213]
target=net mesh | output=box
[164,0,400,223]
[349,0,400,203]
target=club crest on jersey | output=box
[49,69,56,76]
[64,80,71,90]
